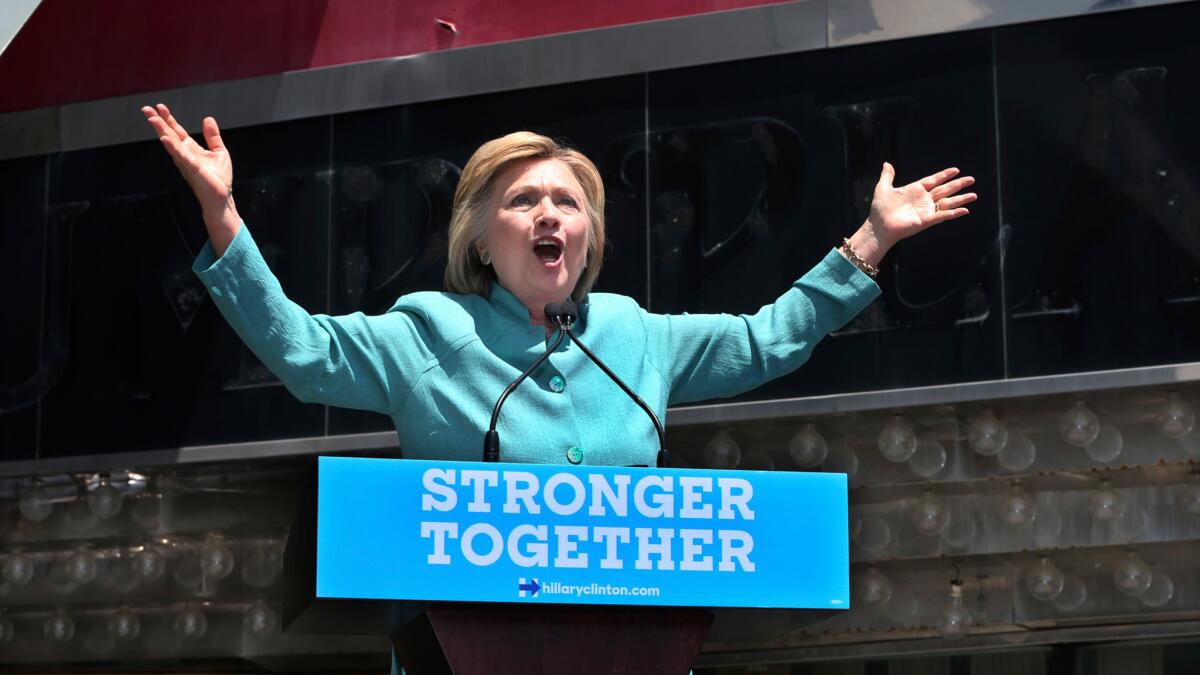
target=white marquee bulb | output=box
[87,476,124,520]
[200,534,235,579]
[65,547,98,585]
[937,582,973,640]
[174,606,208,640]
[1157,392,1196,439]
[703,429,742,469]
[911,490,949,537]
[43,609,75,643]
[788,423,828,468]
[2,551,35,587]
[243,599,278,636]
[241,542,282,589]
[968,409,1008,455]
[878,414,917,462]
[858,567,893,607]
[1139,568,1175,608]
[18,481,53,522]
[1060,400,1100,447]
[107,607,141,642]
[999,483,1038,529]
[134,545,166,582]
[1089,481,1124,521]
[909,435,948,478]
[1113,551,1153,596]
[1025,557,1066,601]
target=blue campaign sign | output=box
[315,456,849,610]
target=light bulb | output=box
[87,476,124,519]
[998,432,1037,472]
[908,436,947,478]
[822,440,859,482]
[243,599,277,636]
[19,480,53,522]
[1089,481,1124,521]
[2,551,35,587]
[968,409,1008,455]
[1084,423,1123,463]
[108,606,141,642]
[65,547,98,585]
[134,545,165,582]
[857,567,893,606]
[0,611,12,643]
[999,483,1037,529]
[703,429,741,469]
[44,608,75,643]
[174,606,208,640]
[241,542,282,589]
[1182,475,1200,517]
[1053,574,1088,612]
[878,414,917,462]
[200,534,235,579]
[1112,551,1153,596]
[1060,400,1100,447]
[1139,568,1174,608]
[854,512,892,554]
[788,423,828,468]
[1025,557,1065,601]
[911,490,949,537]
[740,450,775,471]
[939,505,977,549]
[1157,392,1196,438]
[937,582,973,640]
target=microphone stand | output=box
[550,303,671,469]
[482,307,568,463]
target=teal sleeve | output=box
[642,248,881,405]
[192,224,436,414]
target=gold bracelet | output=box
[840,238,880,278]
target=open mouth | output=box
[533,237,564,265]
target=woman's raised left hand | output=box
[847,163,976,267]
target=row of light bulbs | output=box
[14,475,149,525]
[851,477,1200,555]
[857,548,1178,641]
[0,599,278,645]
[701,393,1200,472]
[2,535,281,592]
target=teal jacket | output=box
[193,224,880,466]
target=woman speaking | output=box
[141,103,975,468]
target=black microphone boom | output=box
[482,303,567,462]
[552,300,670,468]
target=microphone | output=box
[550,300,670,468]
[482,303,568,462]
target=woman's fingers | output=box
[930,175,975,201]
[918,167,960,191]
[936,192,977,212]
[202,116,225,152]
[156,103,198,149]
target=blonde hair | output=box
[445,131,605,302]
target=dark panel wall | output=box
[3,3,1200,462]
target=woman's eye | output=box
[557,196,579,208]
[512,194,531,206]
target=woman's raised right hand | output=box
[142,103,240,255]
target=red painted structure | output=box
[0,0,790,113]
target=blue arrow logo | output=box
[518,578,541,597]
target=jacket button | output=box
[549,375,566,393]
[566,446,584,464]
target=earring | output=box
[480,250,491,266]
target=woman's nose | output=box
[535,197,560,226]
